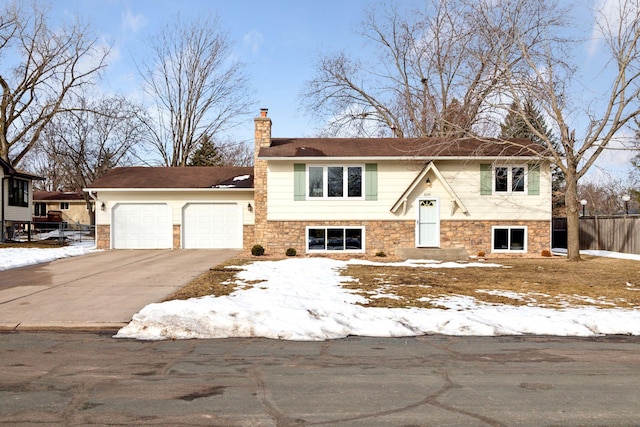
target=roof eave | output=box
[83,187,255,192]
[259,155,552,161]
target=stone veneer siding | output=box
[250,220,550,258]
[96,224,110,249]
[173,225,180,249]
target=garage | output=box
[112,203,172,249]
[182,203,242,249]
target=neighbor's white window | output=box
[494,165,526,193]
[307,165,363,199]
[60,202,69,210]
[306,226,365,252]
[492,226,527,252]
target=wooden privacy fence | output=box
[552,216,640,255]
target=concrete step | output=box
[396,247,469,262]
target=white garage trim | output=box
[182,203,243,249]
[112,203,172,249]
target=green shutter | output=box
[480,164,492,195]
[294,163,306,201]
[528,164,540,196]
[365,163,378,201]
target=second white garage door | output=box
[182,203,242,249]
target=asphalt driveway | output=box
[0,249,238,332]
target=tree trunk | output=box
[564,169,582,261]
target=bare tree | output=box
[300,0,562,138]
[138,14,254,167]
[579,179,636,216]
[489,0,640,260]
[0,1,109,166]
[33,95,146,223]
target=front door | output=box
[416,198,439,247]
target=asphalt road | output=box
[1,332,639,426]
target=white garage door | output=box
[112,203,172,249]
[183,203,242,249]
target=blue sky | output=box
[51,0,390,141]
[46,0,636,181]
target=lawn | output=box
[165,256,640,310]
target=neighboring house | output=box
[32,191,92,225]
[86,167,254,249]
[1,158,44,241]
[87,109,553,257]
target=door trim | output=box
[415,197,440,247]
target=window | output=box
[8,178,28,207]
[492,226,527,252]
[306,227,364,252]
[60,202,69,210]
[307,165,363,199]
[34,202,46,216]
[494,165,526,193]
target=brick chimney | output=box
[252,108,271,249]
[254,108,271,161]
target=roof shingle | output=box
[86,166,254,189]
[259,137,549,158]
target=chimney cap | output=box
[260,108,268,117]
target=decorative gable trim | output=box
[390,162,468,215]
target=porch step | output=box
[396,248,469,262]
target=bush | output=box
[541,249,552,257]
[285,247,297,257]
[251,244,265,256]
[375,251,386,257]
[477,251,486,258]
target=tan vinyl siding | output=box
[266,160,552,222]
[94,190,255,226]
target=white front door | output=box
[416,198,440,247]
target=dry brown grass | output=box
[167,256,640,309]
[163,259,256,301]
[340,256,640,309]
[1,241,68,248]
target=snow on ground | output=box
[115,255,640,341]
[0,242,97,271]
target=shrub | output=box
[285,247,297,257]
[375,251,386,257]
[477,251,486,258]
[251,244,265,256]
[541,249,552,257]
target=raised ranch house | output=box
[87,109,553,258]
[1,158,43,241]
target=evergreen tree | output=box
[187,135,223,166]
[501,99,565,212]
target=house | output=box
[1,158,44,241]
[33,191,92,225]
[87,109,552,257]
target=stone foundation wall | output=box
[96,224,110,249]
[247,219,551,258]
[173,225,180,249]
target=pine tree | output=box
[188,135,223,166]
[501,99,565,212]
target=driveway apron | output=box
[0,249,238,331]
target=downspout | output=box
[86,190,98,242]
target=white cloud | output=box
[121,8,148,33]
[243,30,264,54]
[588,0,640,57]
